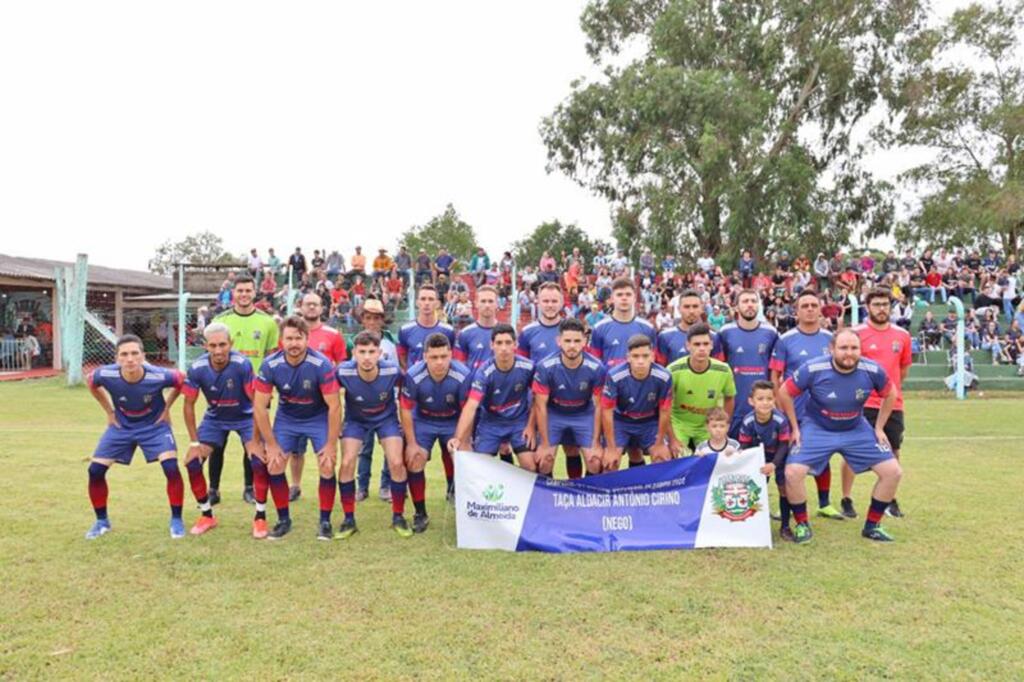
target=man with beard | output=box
[656,289,722,365]
[517,282,564,363]
[716,289,778,439]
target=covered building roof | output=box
[0,253,172,291]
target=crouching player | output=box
[85,334,189,539]
[181,322,263,535]
[737,380,794,541]
[600,334,673,471]
[253,317,341,540]
[400,333,472,532]
[337,331,410,538]
[778,329,902,544]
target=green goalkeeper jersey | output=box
[666,356,736,443]
[214,308,279,373]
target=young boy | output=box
[737,380,793,541]
[693,408,740,457]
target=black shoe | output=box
[335,518,358,540]
[841,497,858,519]
[208,488,221,506]
[267,518,292,540]
[243,486,255,504]
[289,486,302,502]
[412,512,430,534]
[885,499,905,518]
[317,520,333,541]
[779,526,795,543]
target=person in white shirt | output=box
[247,248,262,276]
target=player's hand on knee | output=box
[185,444,208,464]
[668,437,684,457]
[317,444,337,471]
[248,439,267,463]
[266,444,285,469]
[874,429,891,452]
[649,443,671,462]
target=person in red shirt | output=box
[845,287,912,518]
[383,269,404,305]
[924,266,946,303]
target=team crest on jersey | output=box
[579,381,589,391]
[252,330,261,340]
[379,392,388,401]
[143,394,152,404]
[226,378,234,390]
[758,343,767,354]
[446,394,455,404]
[711,475,762,522]
[515,383,524,392]
[646,391,656,403]
[892,341,902,353]
[855,388,866,401]
[707,389,716,399]
[303,379,312,390]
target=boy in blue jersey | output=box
[600,334,673,471]
[587,278,657,368]
[85,335,189,540]
[778,329,902,544]
[769,290,843,520]
[737,380,794,541]
[716,289,778,438]
[517,282,564,362]
[336,331,410,538]
[253,317,341,541]
[181,323,261,535]
[454,285,500,369]
[400,333,472,532]
[449,324,540,470]
[656,289,722,365]
[532,318,606,477]
[398,283,456,369]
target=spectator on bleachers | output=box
[326,250,345,278]
[414,249,432,285]
[940,310,959,347]
[349,246,366,277]
[892,298,912,330]
[267,248,282,277]
[289,247,307,280]
[980,320,1004,365]
[610,250,629,276]
[372,248,393,283]
[394,246,412,287]
[920,310,942,351]
[311,250,325,271]
[739,250,755,287]
[882,250,900,274]
[350,275,366,307]
[260,269,277,302]
[964,309,981,349]
[999,269,1018,323]
[538,261,560,286]
[247,248,262,277]
[982,248,1001,272]
[945,337,979,390]
[469,247,490,286]
[1005,319,1023,373]
[519,288,535,320]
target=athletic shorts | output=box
[197,417,253,448]
[787,419,893,476]
[546,411,596,449]
[273,416,329,456]
[612,419,659,452]
[412,419,457,458]
[342,416,402,442]
[671,423,708,454]
[474,418,530,455]
[94,422,176,465]
[863,408,905,451]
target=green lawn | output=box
[1,378,1021,679]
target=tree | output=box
[512,220,612,270]
[541,0,923,264]
[398,204,479,269]
[148,231,237,275]
[882,1,1023,256]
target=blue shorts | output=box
[342,417,402,442]
[612,419,659,451]
[788,419,893,476]
[413,420,457,459]
[273,416,328,456]
[198,417,253,448]
[475,418,530,455]
[547,411,595,449]
[94,422,177,464]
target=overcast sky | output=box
[0,1,993,271]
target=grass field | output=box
[1,378,1021,679]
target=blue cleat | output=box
[169,517,186,539]
[85,519,111,540]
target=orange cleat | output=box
[252,518,269,539]
[190,516,218,535]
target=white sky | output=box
[0,1,996,271]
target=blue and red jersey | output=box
[516,320,561,363]
[454,322,495,369]
[770,327,832,420]
[600,364,673,423]
[587,316,657,367]
[336,359,401,423]
[716,322,778,423]
[784,356,891,432]
[400,359,472,423]
[182,351,255,421]
[655,326,722,366]
[398,321,456,367]
[531,352,606,415]
[737,408,791,454]
[469,358,534,422]
[255,349,338,421]
[89,363,184,428]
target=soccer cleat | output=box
[392,516,413,538]
[355,489,369,502]
[840,497,858,519]
[793,523,813,544]
[267,518,293,540]
[85,519,111,540]
[885,499,905,518]
[169,517,186,539]
[817,504,846,520]
[862,525,895,542]
[190,516,218,535]
[243,486,256,505]
[251,518,269,539]
[778,526,795,543]
[412,512,430,534]
[208,488,221,506]
[378,487,392,502]
[317,520,333,541]
[289,486,302,502]
[335,518,358,540]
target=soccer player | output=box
[287,292,347,502]
[656,288,722,365]
[778,328,903,543]
[716,289,778,438]
[400,333,472,532]
[455,285,500,369]
[181,323,261,535]
[847,287,912,518]
[600,334,674,470]
[532,318,606,477]
[449,324,539,470]
[336,331,411,538]
[737,379,793,541]
[693,408,740,456]
[667,323,736,454]
[398,283,456,370]
[517,282,564,363]
[214,274,280,504]
[588,278,657,368]
[769,290,843,520]
[85,335,188,539]
[252,317,341,540]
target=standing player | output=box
[287,292,347,502]
[252,317,341,540]
[778,329,903,543]
[350,298,397,502]
[656,288,722,365]
[588,278,657,368]
[449,324,539,470]
[769,290,844,520]
[666,324,736,454]
[717,289,778,438]
[455,285,500,369]
[398,283,456,370]
[181,323,261,535]
[601,334,673,469]
[336,331,411,538]
[84,335,189,539]
[737,380,793,541]
[532,318,606,477]
[517,282,564,363]
[214,274,279,504]
[847,288,912,518]
[400,333,472,532]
